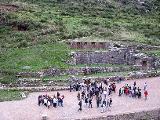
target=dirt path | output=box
[0,77,160,120]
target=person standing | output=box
[77,92,81,100]
[103,89,107,99]
[119,88,122,96]
[70,83,72,92]
[47,100,51,109]
[78,100,82,111]
[89,98,93,108]
[96,96,100,108]
[101,99,106,113]
[53,97,57,108]
[144,90,148,100]
[134,81,136,86]
[109,98,112,107]
[44,97,48,107]
[144,82,147,91]
[57,92,60,98]
[81,91,85,100]
[85,97,88,106]
[60,95,64,107]
[38,95,42,106]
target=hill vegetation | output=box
[0,0,160,84]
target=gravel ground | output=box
[0,77,160,120]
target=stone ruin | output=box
[67,39,159,70]
[70,48,156,70]
[67,38,160,50]
[67,41,110,49]
[2,38,159,89]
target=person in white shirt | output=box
[43,98,47,107]
[144,82,147,91]
[47,100,50,109]
[103,89,107,99]
[53,97,57,108]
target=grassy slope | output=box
[145,50,160,57]
[0,0,159,48]
[0,43,70,72]
[0,0,160,84]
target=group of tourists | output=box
[75,81,115,113]
[38,92,64,109]
[37,78,149,114]
[118,81,148,100]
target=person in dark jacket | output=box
[78,100,82,111]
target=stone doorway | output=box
[77,42,82,49]
[142,61,148,68]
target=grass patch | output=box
[0,42,70,72]
[144,50,160,57]
[0,90,23,102]
[0,72,17,84]
[42,75,69,82]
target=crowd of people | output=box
[38,92,64,109]
[37,79,149,114]
[118,81,148,100]
[73,81,115,113]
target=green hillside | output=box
[0,0,160,75]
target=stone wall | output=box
[78,108,160,120]
[67,41,160,51]
[71,50,156,69]
[74,66,139,74]
[128,70,160,79]
[17,66,140,78]
[43,66,140,76]
[67,41,111,49]
[128,44,160,51]
[69,70,160,83]
[72,49,128,64]
[17,72,43,78]
[5,78,68,88]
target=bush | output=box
[17,40,28,48]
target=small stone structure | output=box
[67,38,160,50]
[67,41,111,49]
[67,38,160,70]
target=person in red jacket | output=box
[144,90,148,100]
